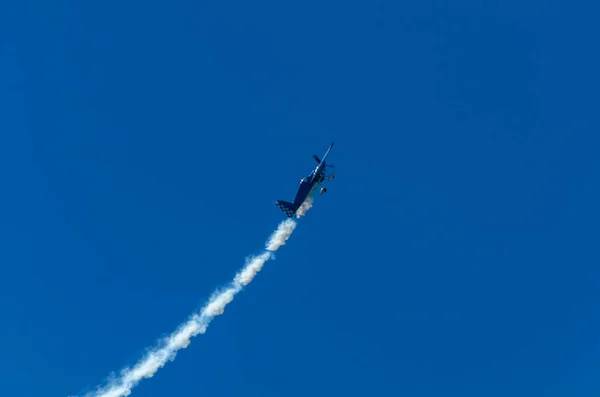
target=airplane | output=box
[276,142,335,218]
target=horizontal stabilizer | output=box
[275,200,298,218]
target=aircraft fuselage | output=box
[293,167,325,205]
[275,143,334,218]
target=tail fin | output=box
[275,200,298,218]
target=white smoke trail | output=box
[78,211,305,397]
[295,196,313,218]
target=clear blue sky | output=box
[1,1,599,396]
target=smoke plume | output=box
[295,196,313,218]
[77,207,309,397]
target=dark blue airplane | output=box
[276,142,335,218]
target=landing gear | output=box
[328,174,335,181]
[320,187,327,195]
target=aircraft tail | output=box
[275,200,299,218]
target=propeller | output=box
[314,154,334,168]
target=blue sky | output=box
[1,1,599,396]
